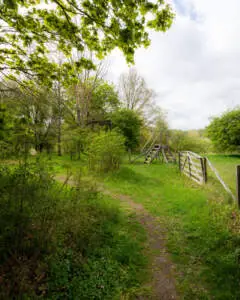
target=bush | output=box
[206,107,240,152]
[88,130,125,173]
[0,159,146,299]
[62,127,91,160]
[169,130,213,154]
[111,109,142,158]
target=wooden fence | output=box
[179,151,207,185]
[179,151,240,207]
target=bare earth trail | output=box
[56,175,178,299]
[100,188,178,300]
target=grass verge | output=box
[102,162,240,299]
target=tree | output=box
[118,68,156,115]
[169,130,212,153]
[111,109,142,160]
[0,0,174,85]
[152,107,169,143]
[0,83,60,154]
[206,108,240,152]
[68,74,119,126]
[88,130,125,172]
[90,80,119,120]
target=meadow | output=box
[1,153,240,299]
[101,157,240,299]
[207,154,240,195]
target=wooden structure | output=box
[130,128,176,165]
[179,152,238,205]
[144,144,176,164]
[179,151,207,185]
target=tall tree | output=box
[118,68,156,115]
[111,108,142,160]
[67,56,119,126]
[206,108,240,152]
[69,59,109,125]
[0,0,174,85]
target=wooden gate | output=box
[179,151,207,185]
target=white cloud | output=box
[107,0,240,129]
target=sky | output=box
[106,0,240,130]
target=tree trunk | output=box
[57,114,62,156]
[128,148,132,162]
[57,81,62,156]
[76,106,81,126]
[76,84,81,126]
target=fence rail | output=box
[179,151,207,185]
[179,151,239,205]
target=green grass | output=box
[0,160,148,299]
[102,162,240,299]
[207,154,240,195]
[47,194,148,300]
[2,154,240,299]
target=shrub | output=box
[88,130,125,173]
[169,130,213,154]
[206,107,240,152]
[62,127,91,160]
[0,160,146,299]
[111,109,142,160]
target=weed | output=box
[0,160,147,299]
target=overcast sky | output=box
[106,0,240,130]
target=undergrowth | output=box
[0,159,147,299]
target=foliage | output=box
[0,103,14,157]
[103,160,240,299]
[0,98,35,156]
[0,0,174,85]
[88,130,125,172]
[206,108,240,152]
[91,80,119,118]
[111,108,142,152]
[0,160,146,299]
[67,77,119,126]
[62,126,90,159]
[0,161,56,261]
[169,129,212,153]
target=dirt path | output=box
[56,175,178,299]
[101,189,178,300]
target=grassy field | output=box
[2,154,240,299]
[207,154,240,195]
[44,153,240,298]
[102,161,240,299]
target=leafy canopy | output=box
[0,0,174,85]
[111,108,142,151]
[206,108,240,152]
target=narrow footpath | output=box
[101,188,178,300]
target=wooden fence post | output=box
[203,157,207,183]
[237,165,240,208]
[178,152,181,172]
[201,157,207,183]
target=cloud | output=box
[107,0,240,129]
